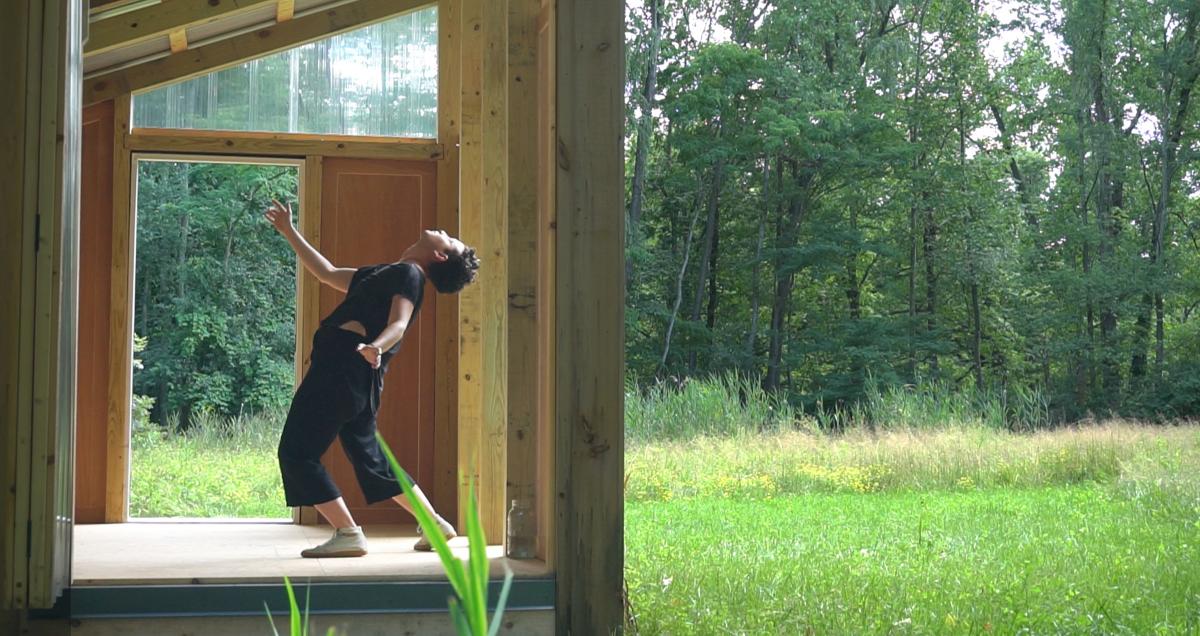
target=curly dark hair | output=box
[427,245,481,293]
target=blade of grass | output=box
[466,480,489,632]
[449,598,474,636]
[284,576,301,636]
[263,601,281,636]
[303,579,311,636]
[377,433,469,600]
[486,568,515,636]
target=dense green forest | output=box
[133,0,1200,429]
[133,161,298,425]
[624,0,1200,422]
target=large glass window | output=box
[133,7,437,138]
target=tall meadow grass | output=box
[626,423,1200,508]
[131,407,287,518]
[625,372,800,443]
[835,378,1053,431]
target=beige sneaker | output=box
[414,517,457,552]
[301,526,368,558]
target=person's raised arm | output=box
[265,200,355,293]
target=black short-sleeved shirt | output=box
[320,262,425,365]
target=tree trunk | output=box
[177,213,189,299]
[971,281,983,388]
[660,201,703,373]
[745,158,770,369]
[990,103,1035,225]
[908,184,920,382]
[923,205,938,376]
[687,158,723,373]
[705,200,720,332]
[764,166,812,393]
[1151,6,1200,373]
[1087,0,1123,403]
[625,0,662,286]
[844,208,861,321]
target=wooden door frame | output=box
[114,152,309,524]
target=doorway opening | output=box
[129,155,302,521]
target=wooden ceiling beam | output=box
[89,0,151,16]
[86,0,276,57]
[84,0,432,106]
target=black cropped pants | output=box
[277,326,408,507]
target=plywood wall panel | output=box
[75,100,116,524]
[318,157,438,524]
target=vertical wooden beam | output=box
[478,0,508,541]
[554,0,625,631]
[295,154,322,526]
[1,0,38,610]
[434,0,462,521]
[506,0,538,540]
[534,0,556,566]
[30,0,82,606]
[296,156,322,387]
[456,0,484,531]
[105,93,132,524]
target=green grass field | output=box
[130,400,1200,634]
[625,424,1200,634]
[130,410,288,518]
[627,488,1199,634]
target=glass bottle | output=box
[505,498,536,559]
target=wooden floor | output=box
[72,520,549,585]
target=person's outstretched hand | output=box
[265,200,294,235]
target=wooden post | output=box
[0,0,37,611]
[457,0,485,531]
[297,155,323,387]
[506,0,539,539]
[434,0,463,520]
[1,0,84,608]
[479,0,509,541]
[534,0,556,567]
[105,93,132,523]
[294,154,322,527]
[554,0,625,631]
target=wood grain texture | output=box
[433,0,462,523]
[456,0,483,530]
[317,158,438,525]
[297,155,323,386]
[553,0,625,631]
[86,0,275,56]
[0,0,35,608]
[105,93,133,524]
[506,0,539,544]
[76,100,116,524]
[126,129,443,161]
[478,0,508,541]
[168,29,188,54]
[534,0,556,566]
[294,155,322,526]
[29,0,84,606]
[277,0,296,23]
[84,0,433,105]
[0,0,30,604]
[89,0,149,17]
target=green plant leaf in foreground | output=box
[378,432,513,636]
